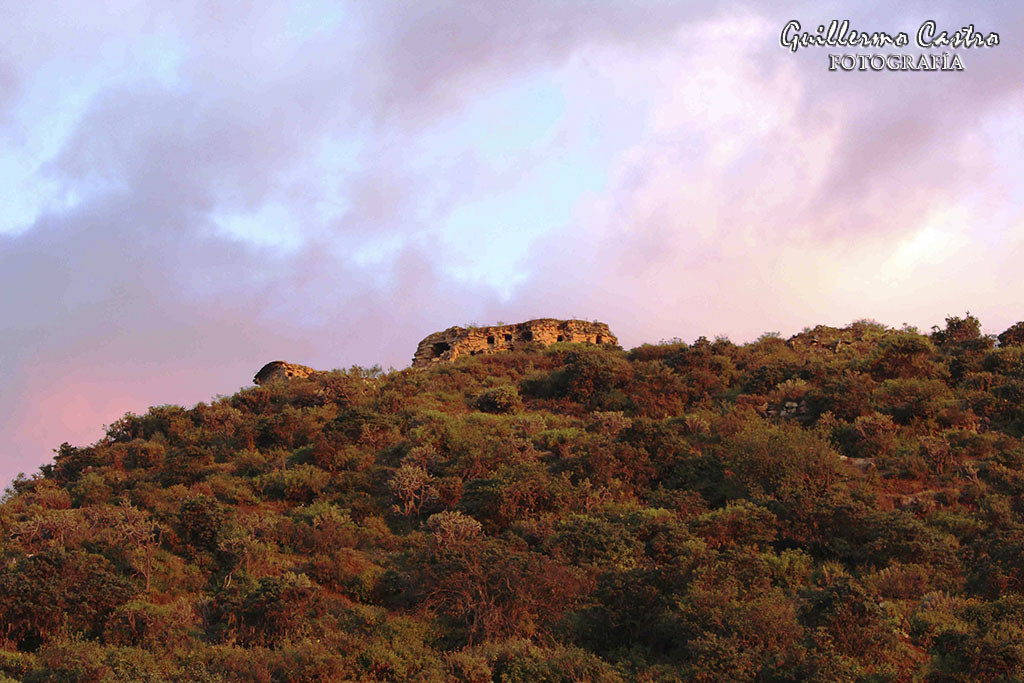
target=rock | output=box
[412,318,618,368]
[253,361,320,385]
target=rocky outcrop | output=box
[412,318,617,368]
[253,361,320,385]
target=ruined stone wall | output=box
[252,320,618,383]
[412,318,617,368]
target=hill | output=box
[2,315,1024,681]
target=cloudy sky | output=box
[1,1,1021,486]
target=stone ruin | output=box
[412,318,618,368]
[251,319,619,384]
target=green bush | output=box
[471,385,522,414]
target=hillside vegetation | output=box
[3,315,1024,681]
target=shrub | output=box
[178,495,228,549]
[471,386,522,414]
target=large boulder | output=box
[253,361,320,385]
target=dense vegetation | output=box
[3,315,1024,681]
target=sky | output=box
[1,1,1022,486]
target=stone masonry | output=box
[412,318,617,368]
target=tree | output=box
[388,464,439,518]
[998,321,1024,347]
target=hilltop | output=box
[2,315,1024,681]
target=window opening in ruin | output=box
[487,335,495,345]
[596,335,603,344]
[504,333,512,342]
[557,335,565,342]
[432,342,451,356]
